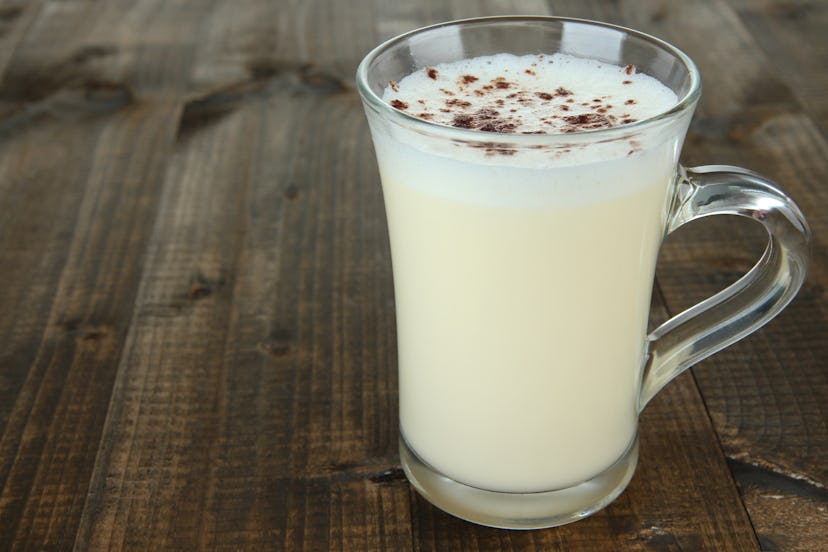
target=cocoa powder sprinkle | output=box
[445,98,472,108]
[562,113,613,130]
[452,114,474,128]
[383,53,672,140]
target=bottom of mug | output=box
[399,433,639,529]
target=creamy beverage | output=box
[372,53,682,493]
[359,17,810,529]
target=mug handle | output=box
[639,165,811,411]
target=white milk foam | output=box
[383,53,677,135]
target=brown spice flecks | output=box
[625,99,637,105]
[452,114,474,128]
[427,67,439,79]
[622,80,632,85]
[535,92,554,100]
[624,64,635,75]
[445,98,472,108]
[522,130,547,134]
[475,108,499,120]
[461,74,479,84]
[525,69,536,75]
[390,99,408,110]
[448,108,517,134]
[480,122,516,133]
[558,104,570,111]
[555,86,573,96]
[417,113,434,120]
[593,98,602,103]
[476,142,517,156]
[495,99,505,106]
[621,118,638,124]
[563,113,614,131]
[439,88,455,96]
[566,98,574,103]
[389,80,399,92]
[495,80,512,89]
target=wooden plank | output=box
[724,0,828,138]
[0,0,202,549]
[74,63,409,550]
[0,1,43,77]
[73,2,404,548]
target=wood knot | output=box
[189,273,225,300]
[57,318,112,344]
[259,329,293,357]
[369,467,406,485]
[71,45,117,65]
[283,184,299,200]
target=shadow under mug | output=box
[356,16,811,529]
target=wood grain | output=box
[0,0,824,550]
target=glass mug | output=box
[356,17,810,529]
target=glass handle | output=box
[639,165,811,411]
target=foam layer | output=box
[382,53,677,134]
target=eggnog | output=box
[369,53,685,493]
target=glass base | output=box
[399,434,639,529]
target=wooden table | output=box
[0,1,825,550]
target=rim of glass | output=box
[356,15,701,143]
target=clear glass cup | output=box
[356,16,810,529]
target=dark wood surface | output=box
[0,1,825,550]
